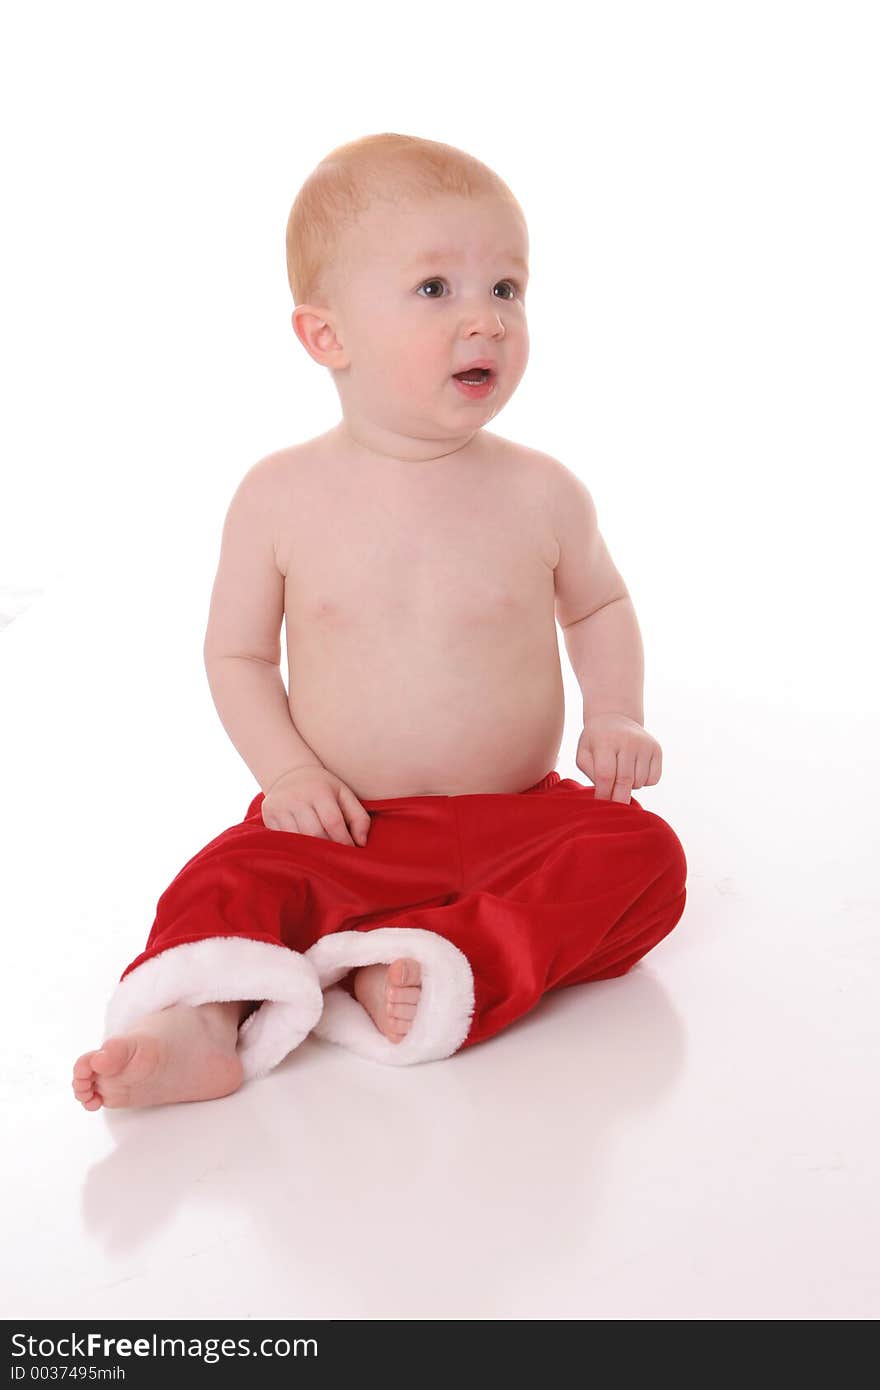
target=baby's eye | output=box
[416,278,521,300]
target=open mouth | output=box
[451,367,496,399]
[453,368,492,384]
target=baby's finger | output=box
[289,804,330,840]
[592,749,617,800]
[316,798,356,847]
[633,748,652,789]
[338,785,371,846]
[610,753,634,804]
[262,807,302,834]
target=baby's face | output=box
[317,194,530,443]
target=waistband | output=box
[246,769,563,819]
[522,770,561,794]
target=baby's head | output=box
[286,133,530,459]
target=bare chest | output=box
[275,442,558,641]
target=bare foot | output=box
[71,1000,249,1111]
[352,958,422,1043]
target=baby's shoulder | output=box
[483,428,560,467]
[239,436,324,503]
[481,430,568,497]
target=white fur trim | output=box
[104,938,325,1081]
[305,928,474,1065]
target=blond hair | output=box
[285,132,525,308]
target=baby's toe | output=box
[90,1037,137,1077]
[72,1066,103,1111]
[388,983,420,1002]
[387,1000,419,1021]
[385,958,421,1040]
[72,1054,100,1105]
[387,958,422,1015]
[388,958,421,989]
[73,1053,98,1081]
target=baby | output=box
[73,133,686,1111]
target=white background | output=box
[1,0,877,1322]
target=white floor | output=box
[2,578,878,1321]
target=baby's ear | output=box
[291,305,345,367]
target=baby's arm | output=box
[203,458,323,793]
[548,458,661,802]
[548,458,641,722]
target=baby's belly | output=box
[285,624,566,799]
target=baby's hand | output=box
[576,714,662,804]
[261,765,371,846]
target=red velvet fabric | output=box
[120,770,687,1051]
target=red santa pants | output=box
[104,770,688,1079]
